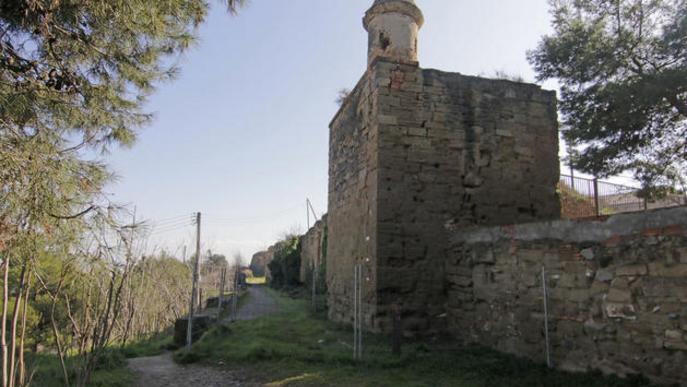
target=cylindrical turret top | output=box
[363,0,424,66]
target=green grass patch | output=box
[122,329,177,358]
[29,351,134,387]
[30,331,174,386]
[175,290,653,387]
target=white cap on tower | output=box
[363,0,424,66]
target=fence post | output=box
[542,267,551,368]
[353,263,358,360]
[353,261,363,361]
[391,303,402,357]
[312,263,317,313]
[593,177,600,217]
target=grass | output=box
[175,289,654,387]
[29,351,134,387]
[30,330,176,387]
[122,329,177,358]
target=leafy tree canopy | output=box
[1,0,244,239]
[529,0,687,194]
[0,2,244,384]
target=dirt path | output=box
[127,285,279,387]
[127,353,258,387]
[230,285,280,321]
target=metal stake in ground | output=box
[353,260,363,361]
[353,263,358,360]
[186,212,201,351]
[357,263,362,360]
[391,302,402,356]
[542,266,551,368]
[232,259,239,321]
[312,263,317,312]
[218,266,226,313]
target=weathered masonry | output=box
[299,215,327,283]
[448,208,687,386]
[326,0,560,333]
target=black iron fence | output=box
[559,174,686,218]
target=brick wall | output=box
[447,207,687,386]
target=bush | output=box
[94,348,127,371]
[268,236,301,289]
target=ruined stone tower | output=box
[327,0,561,334]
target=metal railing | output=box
[559,174,686,218]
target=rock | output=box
[580,248,595,260]
[664,330,687,351]
[604,302,637,320]
[584,319,607,332]
[606,288,632,303]
[595,269,614,283]
[616,264,647,276]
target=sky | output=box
[106,0,564,263]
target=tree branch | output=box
[48,205,96,220]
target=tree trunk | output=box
[8,263,26,387]
[17,274,30,387]
[50,275,70,387]
[2,256,10,387]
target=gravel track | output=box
[127,286,280,387]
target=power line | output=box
[150,219,193,230]
[147,219,194,236]
[148,225,192,236]
[151,214,195,226]
[203,204,303,224]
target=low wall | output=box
[299,215,327,283]
[447,207,687,386]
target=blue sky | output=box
[107,0,559,262]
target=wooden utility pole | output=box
[186,212,201,351]
[182,245,187,263]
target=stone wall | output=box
[327,72,380,326]
[299,215,327,283]
[375,60,560,333]
[327,58,560,332]
[446,207,687,386]
[250,246,276,279]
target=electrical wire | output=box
[203,204,302,225]
[149,224,193,236]
[151,213,195,226]
[150,218,193,230]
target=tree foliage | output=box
[529,0,687,193]
[0,0,245,385]
[268,235,301,289]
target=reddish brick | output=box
[661,225,684,236]
[603,235,622,247]
[642,228,661,237]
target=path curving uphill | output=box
[127,285,280,387]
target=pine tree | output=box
[529,0,687,195]
[1,1,244,385]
